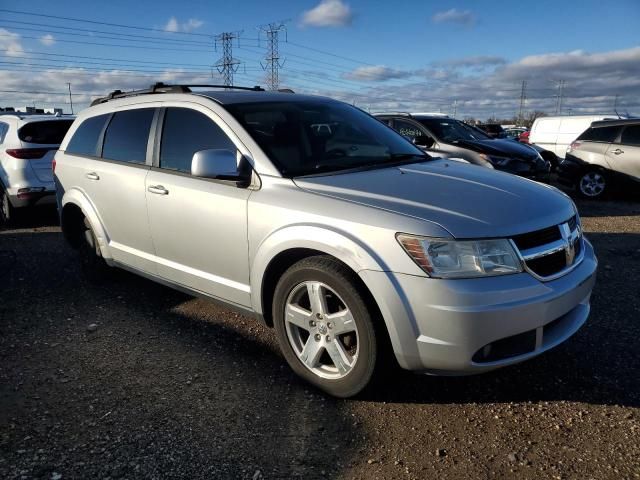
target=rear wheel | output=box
[0,188,16,225]
[79,217,110,282]
[273,256,378,398]
[578,170,607,198]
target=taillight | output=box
[6,148,52,159]
[52,157,57,173]
[568,141,581,152]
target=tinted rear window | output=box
[18,120,73,145]
[102,108,155,164]
[621,125,640,146]
[66,114,110,156]
[577,125,621,142]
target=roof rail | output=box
[90,82,265,106]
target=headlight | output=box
[397,234,523,278]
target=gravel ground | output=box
[1,195,639,480]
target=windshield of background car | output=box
[226,100,427,177]
[18,120,74,145]
[418,118,491,143]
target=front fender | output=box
[250,224,390,315]
[61,187,113,261]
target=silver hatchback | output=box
[55,84,597,397]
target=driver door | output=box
[145,105,253,307]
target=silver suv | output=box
[0,113,74,223]
[55,84,597,397]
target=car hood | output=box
[456,138,539,160]
[294,159,574,239]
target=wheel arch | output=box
[60,188,112,259]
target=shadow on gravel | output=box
[0,205,59,231]
[1,230,361,479]
[363,231,640,408]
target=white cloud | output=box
[163,17,204,33]
[301,0,354,27]
[432,8,476,26]
[343,65,413,81]
[39,34,56,46]
[0,28,25,57]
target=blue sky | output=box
[1,0,639,118]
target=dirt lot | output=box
[1,196,639,480]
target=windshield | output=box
[418,118,491,143]
[226,100,428,177]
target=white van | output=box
[530,115,620,158]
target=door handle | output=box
[86,172,100,180]
[612,148,624,155]
[147,185,169,195]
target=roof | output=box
[373,112,451,119]
[194,90,328,105]
[0,113,75,123]
[591,118,639,128]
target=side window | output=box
[577,125,621,143]
[102,108,155,164]
[620,125,640,146]
[66,114,110,156]
[0,123,7,144]
[159,108,235,173]
[394,120,424,141]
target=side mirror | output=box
[413,135,435,149]
[191,149,249,185]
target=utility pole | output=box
[259,22,287,90]
[67,82,74,114]
[518,80,527,124]
[453,99,457,118]
[214,32,242,88]
[557,80,565,115]
[614,94,620,113]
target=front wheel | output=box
[273,256,378,398]
[578,170,607,198]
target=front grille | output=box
[526,250,567,277]
[511,216,583,280]
[512,225,561,250]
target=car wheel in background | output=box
[578,170,607,199]
[273,256,378,398]
[79,217,110,282]
[0,188,16,225]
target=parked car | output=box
[55,84,597,397]
[0,113,74,223]
[557,119,640,198]
[476,123,506,138]
[504,127,528,140]
[529,115,620,159]
[519,130,530,144]
[376,113,550,181]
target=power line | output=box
[0,19,213,45]
[0,33,211,52]
[287,40,374,66]
[0,8,215,38]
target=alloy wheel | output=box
[579,172,606,197]
[284,281,359,379]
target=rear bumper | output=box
[7,185,56,208]
[360,238,597,374]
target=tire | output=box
[577,170,607,199]
[79,217,110,282]
[273,256,378,398]
[0,187,16,225]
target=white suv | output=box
[54,84,597,397]
[0,113,74,223]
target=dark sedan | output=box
[375,113,551,181]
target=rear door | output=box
[144,105,252,307]
[65,107,158,273]
[608,124,640,180]
[19,119,74,183]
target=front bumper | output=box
[360,238,597,373]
